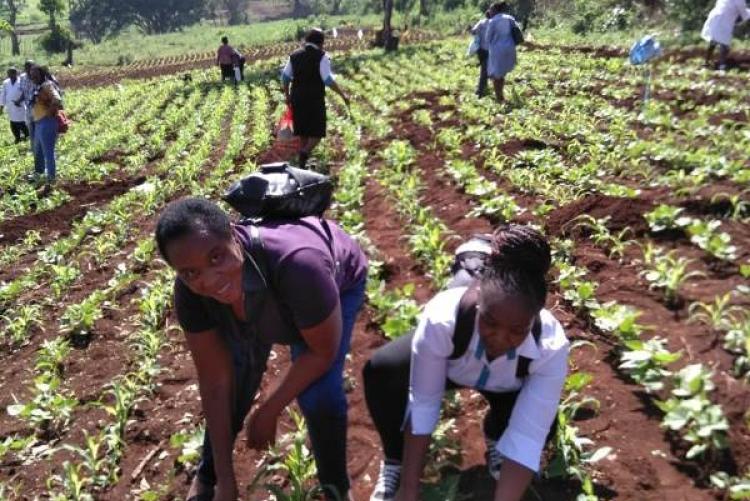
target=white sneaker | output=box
[370,461,401,501]
[485,436,503,480]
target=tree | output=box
[0,0,25,56]
[221,0,249,25]
[128,0,209,34]
[69,0,131,43]
[39,0,65,28]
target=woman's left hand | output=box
[245,404,280,450]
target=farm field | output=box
[0,36,749,501]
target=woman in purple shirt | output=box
[155,197,367,501]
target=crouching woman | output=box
[155,198,367,501]
[363,225,569,501]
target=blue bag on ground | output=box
[629,35,662,65]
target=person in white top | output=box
[471,9,492,97]
[364,225,570,501]
[0,67,29,143]
[484,2,522,102]
[702,0,750,69]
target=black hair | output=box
[221,36,229,44]
[480,224,551,312]
[490,2,510,13]
[305,28,325,46]
[155,197,232,264]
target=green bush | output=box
[39,25,74,54]
[664,0,712,31]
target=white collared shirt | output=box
[0,78,26,122]
[406,287,569,473]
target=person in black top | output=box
[281,29,350,168]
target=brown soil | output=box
[0,175,146,247]
[545,194,655,237]
[383,92,744,500]
[58,32,438,90]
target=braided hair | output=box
[480,224,551,312]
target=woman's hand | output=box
[245,404,280,450]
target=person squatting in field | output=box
[702,0,750,70]
[364,225,570,501]
[155,197,368,501]
[281,28,350,169]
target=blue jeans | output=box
[197,277,367,499]
[33,116,57,182]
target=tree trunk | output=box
[63,40,73,65]
[10,31,20,55]
[9,0,20,56]
[419,0,427,17]
[383,0,392,36]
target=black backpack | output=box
[214,163,337,344]
[223,162,333,221]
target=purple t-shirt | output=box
[174,217,367,345]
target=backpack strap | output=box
[515,315,542,379]
[449,284,479,360]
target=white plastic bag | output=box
[234,66,242,82]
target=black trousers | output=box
[10,121,29,143]
[476,49,489,97]
[363,331,527,462]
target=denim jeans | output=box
[197,277,367,499]
[33,116,57,182]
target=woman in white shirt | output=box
[364,225,569,501]
[702,0,750,70]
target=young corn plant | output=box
[656,364,729,462]
[546,372,611,500]
[590,302,648,342]
[723,315,750,379]
[685,219,737,261]
[250,409,326,500]
[367,281,421,339]
[640,249,705,308]
[573,215,634,261]
[619,337,681,393]
[644,205,693,233]
[1,304,44,345]
[688,293,743,333]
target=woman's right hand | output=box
[213,480,238,501]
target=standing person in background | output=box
[232,48,246,82]
[217,36,236,83]
[702,0,750,70]
[17,60,36,153]
[485,2,521,103]
[281,28,350,169]
[472,8,492,97]
[0,67,29,143]
[29,65,62,194]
